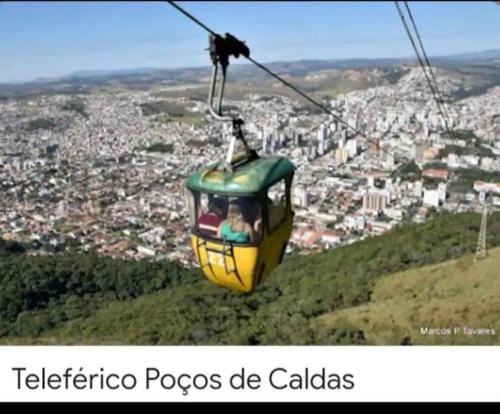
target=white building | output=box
[414,180,423,198]
[292,186,309,208]
[437,183,447,203]
[346,138,358,158]
[423,189,440,207]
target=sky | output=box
[0,1,499,83]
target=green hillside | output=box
[0,212,499,345]
[321,247,500,345]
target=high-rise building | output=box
[292,187,309,208]
[414,180,423,198]
[318,140,325,156]
[362,192,388,213]
[438,183,447,203]
[413,141,426,164]
[308,145,317,159]
[346,138,358,158]
[274,128,280,149]
[279,131,286,147]
[257,126,264,142]
[334,148,349,163]
[317,124,327,142]
[293,132,302,147]
[262,133,268,153]
[341,129,347,141]
[338,134,346,149]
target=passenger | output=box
[218,203,255,243]
[198,196,227,237]
[240,198,262,236]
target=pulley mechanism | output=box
[209,33,250,71]
[206,33,256,171]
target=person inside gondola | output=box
[239,198,262,238]
[217,202,255,243]
[198,196,227,238]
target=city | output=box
[1,65,499,268]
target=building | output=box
[423,189,440,207]
[473,181,500,195]
[368,138,380,157]
[414,180,423,198]
[481,157,494,171]
[334,148,349,163]
[447,153,459,168]
[413,141,426,164]
[346,138,358,158]
[437,183,447,203]
[422,168,449,181]
[423,147,439,161]
[292,186,309,208]
[261,131,268,153]
[344,214,365,231]
[362,192,388,213]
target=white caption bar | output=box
[0,346,499,402]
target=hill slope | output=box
[321,247,500,345]
[0,212,499,345]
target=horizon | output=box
[3,46,500,86]
[1,1,500,83]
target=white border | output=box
[0,346,499,402]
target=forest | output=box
[0,212,499,344]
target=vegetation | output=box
[1,212,499,344]
[313,78,376,99]
[145,143,174,154]
[423,176,445,189]
[393,160,421,182]
[381,67,411,84]
[169,113,204,125]
[449,168,500,193]
[185,139,205,148]
[423,161,448,170]
[321,247,500,345]
[61,98,88,119]
[448,129,478,142]
[139,101,186,117]
[0,244,197,338]
[438,144,493,159]
[24,117,57,132]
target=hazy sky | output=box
[1,1,499,83]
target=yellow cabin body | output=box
[191,209,293,293]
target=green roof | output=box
[186,155,295,195]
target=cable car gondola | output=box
[185,33,295,293]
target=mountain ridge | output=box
[1,48,499,92]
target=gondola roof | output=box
[186,155,295,195]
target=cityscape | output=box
[1,62,499,268]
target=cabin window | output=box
[197,193,227,237]
[196,193,262,244]
[267,179,288,233]
[186,190,197,228]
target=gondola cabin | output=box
[186,154,295,293]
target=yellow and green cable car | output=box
[186,153,295,293]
